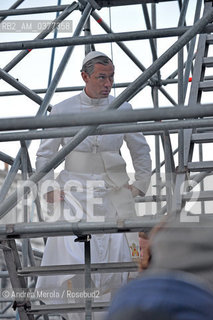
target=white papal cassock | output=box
[35,90,151,320]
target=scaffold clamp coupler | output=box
[12,300,30,311]
[6,224,15,235]
[74,234,91,242]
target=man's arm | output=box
[124,130,152,196]
[35,103,63,203]
[36,136,62,203]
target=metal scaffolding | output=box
[0,0,213,319]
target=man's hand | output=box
[44,190,65,203]
[128,184,142,198]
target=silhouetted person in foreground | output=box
[106,215,213,320]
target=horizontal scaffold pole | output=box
[0,4,75,16]
[0,104,213,131]
[0,118,213,142]
[1,24,213,52]
[0,218,158,239]
[0,216,212,240]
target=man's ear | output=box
[81,71,89,83]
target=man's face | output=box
[82,62,114,99]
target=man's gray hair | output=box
[81,56,113,76]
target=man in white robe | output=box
[35,51,152,320]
